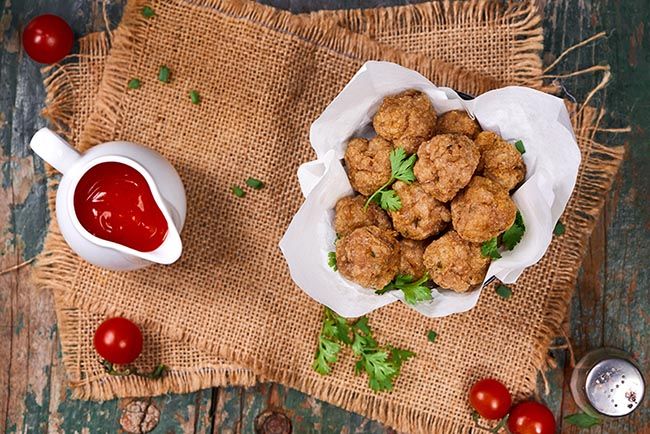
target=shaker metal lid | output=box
[586,357,645,417]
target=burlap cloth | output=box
[37,0,624,431]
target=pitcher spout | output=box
[142,223,183,265]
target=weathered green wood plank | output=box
[542,0,649,432]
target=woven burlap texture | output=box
[42,33,257,399]
[35,0,623,432]
[42,0,545,402]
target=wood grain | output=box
[0,0,647,432]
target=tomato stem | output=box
[471,411,510,433]
[101,360,168,379]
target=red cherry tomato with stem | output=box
[22,14,74,64]
[507,401,557,434]
[93,317,143,365]
[469,378,512,420]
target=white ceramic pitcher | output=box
[30,128,186,271]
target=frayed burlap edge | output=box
[37,31,257,400]
[312,0,545,89]
[35,2,625,431]
[76,0,499,149]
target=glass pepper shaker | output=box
[570,347,645,418]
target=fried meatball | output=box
[435,110,482,139]
[399,239,428,279]
[373,90,436,154]
[413,134,480,202]
[344,137,392,196]
[422,230,489,292]
[475,131,526,191]
[451,176,517,243]
[336,226,400,289]
[389,181,450,240]
[334,195,392,237]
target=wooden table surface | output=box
[1,0,647,432]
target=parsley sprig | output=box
[481,211,526,259]
[313,308,415,392]
[375,273,432,305]
[327,252,337,271]
[364,147,417,212]
[565,412,601,428]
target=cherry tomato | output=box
[93,317,143,365]
[22,14,74,64]
[507,401,557,434]
[469,378,512,420]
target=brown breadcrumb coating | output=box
[336,226,400,289]
[399,238,428,279]
[334,195,392,237]
[344,136,392,196]
[422,230,489,292]
[414,134,480,202]
[436,110,482,139]
[373,90,436,154]
[451,176,517,243]
[475,131,526,191]
[389,181,450,240]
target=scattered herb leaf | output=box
[365,147,416,211]
[127,78,141,89]
[142,6,155,18]
[481,237,502,259]
[189,90,201,105]
[327,252,337,271]
[502,211,525,250]
[554,221,566,236]
[313,308,414,392]
[495,284,512,299]
[376,273,432,305]
[378,189,401,211]
[390,147,417,183]
[231,185,245,197]
[427,330,437,343]
[565,412,601,428]
[245,177,265,190]
[514,139,526,154]
[158,65,170,83]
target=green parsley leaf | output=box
[378,189,401,211]
[427,330,437,343]
[376,273,432,305]
[365,147,417,209]
[565,412,601,428]
[481,237,502,259]
[390,148,417,183]
[312,336,340,375]
[158,65,170,83]
[189,90,201,105]
[245,177,265,190]
[142,6,155,18]
[327,252,337,271]
[514,139,526,154]
[127,78,141,89]
[554,220,566,236]
[502,211,526,250]
[312,308,414,392]
[231,185,245,197]
[495,284,512,299]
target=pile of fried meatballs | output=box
[333,89,526,294]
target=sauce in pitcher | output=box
[73,162,168,252]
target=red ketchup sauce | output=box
[73,162,168,252]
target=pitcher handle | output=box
[30,128,81,175]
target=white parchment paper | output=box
[280,61,581,318]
